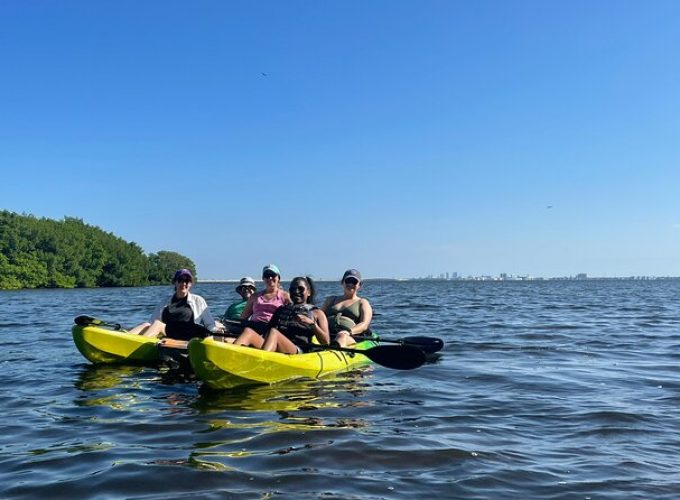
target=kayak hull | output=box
[188,337,377,389]
[72,324,160,364]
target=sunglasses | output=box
[177,278,192,284]
[344,278,359,285]
[290,285,307,293]
[263,272,278,280]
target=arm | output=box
[193,295,221,333]
[240,293,256,320]
[311,309,330,345]
[349,299,373,335]
[268,307,283,329]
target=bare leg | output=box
[335,332,356,347]
[128,322,151,335]
[234,327,264,348]
[140,320,166,338]
[262,328,298,354]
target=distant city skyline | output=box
[202,271,678,283]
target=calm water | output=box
[2,279,680,498]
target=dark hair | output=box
[290,276,316,304]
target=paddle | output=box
[313,343,427,370]
[222,318,243,326]
[220,318,247,334]
[74,315,124,331]
[353,334,444,354]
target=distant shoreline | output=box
[2,276,679,292]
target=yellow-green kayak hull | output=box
[188,337,377,389]
[72,324,160,364]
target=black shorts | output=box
[243,320,269,336]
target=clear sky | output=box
[1,1,679,279]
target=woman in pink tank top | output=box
[235,264,291,348]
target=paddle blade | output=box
[74,315,100,326]
[73,315,122,330]
[401,336,444,354]
[362,344,427,370]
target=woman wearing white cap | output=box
[223,277,257,321]
[129,268,224,340]
[234,264,291,348]
[321,269,373,347]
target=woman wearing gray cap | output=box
[320,269,373,347]
[223,277,257,322]
[129,268,224,340]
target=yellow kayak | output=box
[72,324,160,364]
[188,337,378,389]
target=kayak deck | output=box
[188,337,377,389]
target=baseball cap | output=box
[341,269,362,283]
[262,264,281,277]
[236,276,256,292]
[173,269,193,283]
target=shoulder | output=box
[189,293,207,304]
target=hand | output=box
[297,314,315,328]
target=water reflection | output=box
[74,364,146,391]
[73,364,181,411]
[194,368,373,414]
[187,370,374,470]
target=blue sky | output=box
[1,1,679,279]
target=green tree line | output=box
[0,211,196,289]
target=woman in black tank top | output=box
[128,268,223,340]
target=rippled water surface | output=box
[2,280,680,498]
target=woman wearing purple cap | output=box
[129,268,224,340]
[320,269,373,347]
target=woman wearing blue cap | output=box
[129,268,224,340]
[234,264,291,348]
[321,269,373,347]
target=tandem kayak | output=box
[188,337,379,389]
[72,323,160,364]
